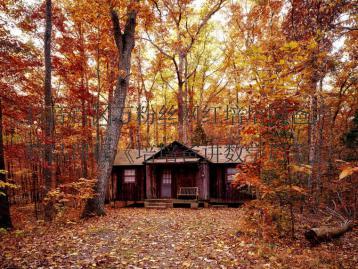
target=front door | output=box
[161,169,172,198]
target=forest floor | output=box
[0,205,357,269]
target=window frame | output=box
[226,167,238,182]
[123,169,136,183]
[162,169,172,184]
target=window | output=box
[124,169,136,183]
[226,168,237,182]
[162,170,172,184]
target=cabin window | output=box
[226,168,237,182]
[124,169,136,183]
[162,169,172,184]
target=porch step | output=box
[145,204,168,209]
[144,203,172,209]
[145,199,172,203]
[144,199,173,209]
[211,204,228,208]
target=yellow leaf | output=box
[339,166,358,180]
[290,164,311,175]
[291,186,306,194]
[288,41,299,49]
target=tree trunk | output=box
[136,101,141,150]
[146,99,150,146]
[135,48,143,149]
[0,98,12,229]
[43,0,55,221]
[79,24,88,179]
[305,222,354,244]
[163,86,167,145]
[82,6,137,217]
[315,94,325,202]
[177,81,184,142]
[154,103,159,145]
[308,94,317,192]
[176,52,185,142]
[95,44,101,163]
[95,7,102,164]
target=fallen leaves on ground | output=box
[0,207,356,268]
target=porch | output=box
[145,141,210,201]
[145,162,209,200]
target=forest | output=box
[0,0,357,268]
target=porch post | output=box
[202,162,209,200]
[145,164,152,199]
[198,161,209,200]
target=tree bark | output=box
[82,6,137,217]
[95,40,101,163]
[176,54,185,142]
[0,98,12,229]
[308,91,317,191]
[79,23,88,179]
[43,0,55,221]
[305,222,354,244]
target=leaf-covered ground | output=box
[1,207,357,268]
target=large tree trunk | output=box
[95,39,101,163]
[305,222,354,244]
[43,0,55,221]
[79,24,88,179]
[0,98,12,229]
[82,6,137,217]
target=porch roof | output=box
[145,157,201,164]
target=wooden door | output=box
[161,169,172,198]
[176,165,197,187]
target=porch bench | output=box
[177,187,199,200]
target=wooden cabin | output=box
[108,141,254,208]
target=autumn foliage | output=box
[0,0,357,267]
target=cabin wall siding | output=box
[113,163,246,202]
[209,164,242,201]
[197,162,209,200]
[114,166,145,201]
[209,165,223,199]
[145,165,153,199]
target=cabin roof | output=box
[143,141,207,164]
[113,141,255,166]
